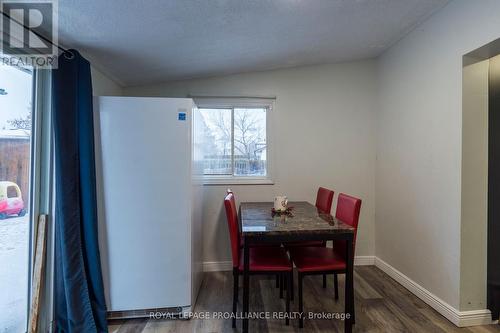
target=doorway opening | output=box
[462,37,500,321]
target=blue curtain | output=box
[52,50,108,333]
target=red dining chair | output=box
[224,193,293,328]
[284,187,334,289]
[228,189,282,253]
[285,187,334,249]
[289,193,361,328]
[226,189,286,296]
[316,186,334,214]
[226,189,281,249]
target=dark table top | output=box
[240,201,355,238]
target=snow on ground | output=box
[0,215,29,333]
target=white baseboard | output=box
[354,255,375,266]
[374,257,494,327]
[458,310,496,327]
[202,255,375,272]
[203,261,233,272]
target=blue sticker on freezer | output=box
[178,112,186,121]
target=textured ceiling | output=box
[56,0,450,86]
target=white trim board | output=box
[203,261,232,272]
[354,256,375,266]
[374,257,495,327]
[203,256,375,272]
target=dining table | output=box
[239,201,355,333]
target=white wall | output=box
[124,61,377,265]
[377,0,500,311]
[461,59,489,311]
[91,66,122,96]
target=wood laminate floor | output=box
[108,266,500,333]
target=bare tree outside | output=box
[198,107,267,176]
[234,108,266,158]
[7,110,31,130]
[211,109,232,157]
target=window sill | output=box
[202,177,274,186]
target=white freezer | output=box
[94,96,203,317]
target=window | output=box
[194,98,273,184]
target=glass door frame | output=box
[28,68,54,332]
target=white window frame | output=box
[30,68,54,333]
[194,97,275,185]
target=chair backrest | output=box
[333,193,362,258]
[224,193,240,268]
[315,187,334,214]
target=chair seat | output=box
[284,240,326,247]
[238,247,292,272]
[289,246,346,272]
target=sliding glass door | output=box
[0,64,33,333]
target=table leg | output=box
[345,237,354,333]
[243,239,250,333]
